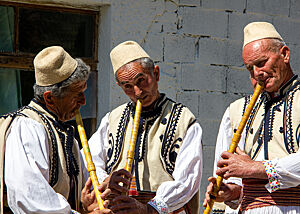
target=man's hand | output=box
[216,147,267,179]
[203,177,241,207]
[89,207,113,214]
[107,169,132,195]
[110,196,158,214]
[81,177,111,213]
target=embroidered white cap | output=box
[110,41,150,74]
[34,46,78,86]
[243,22,283,48]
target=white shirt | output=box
[214,108,300,214]
[84,112,203,213]
[5,117,82,214]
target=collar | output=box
[131,93,168,119]
[31,99,60,122]
[31,99,74,132]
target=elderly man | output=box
[0,46,109,214]
[204,22,300,213]
[85,41,203,214]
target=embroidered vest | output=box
[229,77,300,210]
[107,95,199,213]
[0,100,84,213]
[229,77,300,160]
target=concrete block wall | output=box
[95,0,300,212]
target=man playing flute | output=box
[204,22,300,214]
[0,46,109,214]
[84,40,203,214]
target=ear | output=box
[153,65,160,81]
[43,91,55,107]
[116,81,121,87]
[280,46,290,63]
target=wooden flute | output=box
[203,81,264,214]
[75,110,105,210]
[125,99,142,173]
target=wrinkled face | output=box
[117,61,160,108]
[48,80,87,122]
[243,39,290,93]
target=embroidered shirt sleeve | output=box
[148,197,168,214]
[263,160,280,192]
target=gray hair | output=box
[33,58,90,101]
[267,38,286,53]
[115,57,154,82]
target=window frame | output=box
[0,1,99,71]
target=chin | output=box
[265,87,277,93]
[66,113,75,121]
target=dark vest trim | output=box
[51,118,79,178]
[243,79,300,159]
[283,80,300,153]
[134,112,161,190]
[244,94,264,141]
[242,94,264,159]
[296,124,300,147]
[263,96,284,160]
[106,103,132,174]
[161,103,184,176]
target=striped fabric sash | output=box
[128,176,139,196]
[128,177,191,214]
[241,178,300,211]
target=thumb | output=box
[235,147,244,155]
[208,176,217,183]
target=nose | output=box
[253,65,265,79]
[133,85,142,97]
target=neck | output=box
[34,99,61,121]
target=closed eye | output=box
[256,60,267,68]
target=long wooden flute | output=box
[75,110,105,210]
[203,81,264,214]
[125,99,142,173]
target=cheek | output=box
[144,79,154,90]
[150,81,158,91]
[123,90,135,99]
[67,98,77,109]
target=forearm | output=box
[249,161,268,179]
